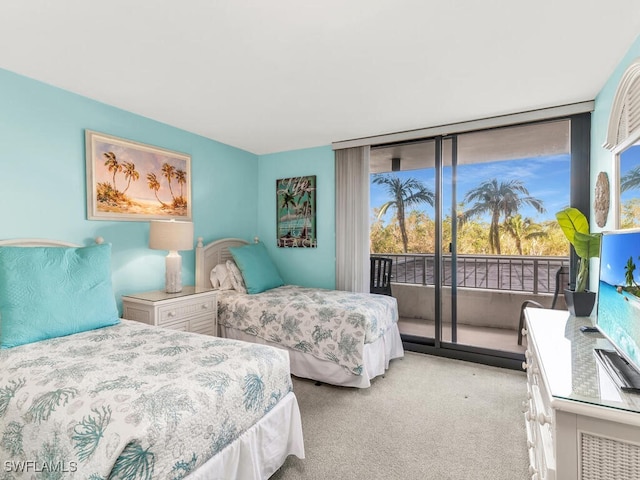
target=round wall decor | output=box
[594,171,610,228]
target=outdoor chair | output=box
[370,256,393,296]
[517,265,569,345]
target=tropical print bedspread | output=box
[217,285,399,376]
[0,320,292,479]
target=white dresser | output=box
[523,308,640,480]
[122,286,217,336]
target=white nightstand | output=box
[122,286,217,336]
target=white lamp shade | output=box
[149,220,194,251]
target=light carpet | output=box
[271,351,529,480]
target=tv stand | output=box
[523,308,640,480]
[594,348,640,393]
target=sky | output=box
[600,230,640,286]
[370,154,572,225]
[371,147,640,226]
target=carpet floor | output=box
[271,351,529,480]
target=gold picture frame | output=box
[86,130,192,221]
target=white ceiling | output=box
[1,1,640,155]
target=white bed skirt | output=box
[221,323,405,388]
[186,391,304,480]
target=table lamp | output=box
[149,220,194,293]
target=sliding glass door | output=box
[370,115,584,367]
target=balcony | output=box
[372,253,569,353]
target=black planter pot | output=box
[564,288,596,317]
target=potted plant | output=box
[555,207,601,316]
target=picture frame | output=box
[276,175,317,248]
[86,130,192,221]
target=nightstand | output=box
[122,287,217,336]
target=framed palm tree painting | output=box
[276,175,317,247]
[86,130,191,221]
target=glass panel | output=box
[370,140,437,340]
[452,120,571,353]
[619,142,640,229]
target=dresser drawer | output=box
[157,297,215,325]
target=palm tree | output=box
[103,152,121,191]
[625,256,638,288]
[121,161,139,194]
[175,169,187,198]
[621,166,640,192]
[146,172,167,207]
[460,178,545,254]
[161,163,176,200]
[372,174,435,253]
[502,214,547,255]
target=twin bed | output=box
[195,237,404,389]
[1,235,403,478]
[0,238,304,479]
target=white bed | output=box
[0,238,304,480]
[195,237,404,388]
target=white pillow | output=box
[210,263,234,290]
[226,260,247,294]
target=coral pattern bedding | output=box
[217,285,399,376]
[0,320,293,479]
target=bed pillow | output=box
[228,242,284,294]
[226,260,247,294]
[0,243,120,349]
[210,262,234,290]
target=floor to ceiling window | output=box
[369,115,588,368]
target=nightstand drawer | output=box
[122,287,217,337]
[190,315,216,336]
[157,298,215,326]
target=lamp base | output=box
[165,251,182,293]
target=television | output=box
[595,228,640,392]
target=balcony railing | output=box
[371,253,570,295]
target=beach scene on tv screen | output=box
[598,231,640,369]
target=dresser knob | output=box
[537,412,551,425]
[521,327,528,337]
[529,465,537,475]
[522,361,529,370]
[201,304,209,309]
[525,411,534,422]
[168,311,176,317]
[527,440,534,449]
[521,401,528,413]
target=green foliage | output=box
[555,207,601,292]
[371,209,567,256]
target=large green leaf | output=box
[573,231,601,260]
[555,207,590,245]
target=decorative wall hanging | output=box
[86,130,191,221]
[594,171,610,228]
[276,175,317,247]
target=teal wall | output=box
[0,68,259,311]
[257,146,336,289]
[592,33,640,232]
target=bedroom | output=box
[2,2,640,479]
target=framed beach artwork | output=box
[276,175,317,248]
[85,130,192,221]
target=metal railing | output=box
[370,253,570,295]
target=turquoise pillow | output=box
[0,243,120,348]
[229,242,284,294]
